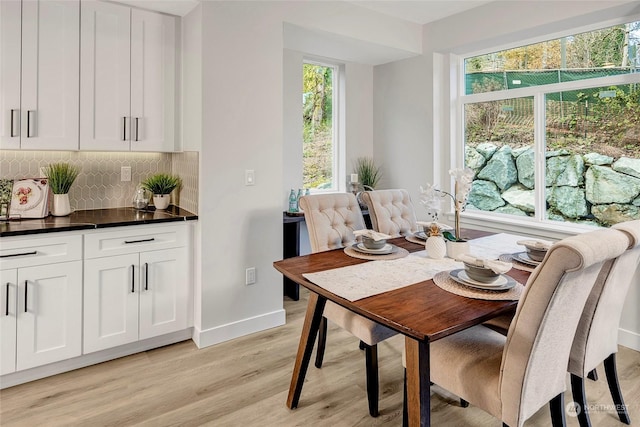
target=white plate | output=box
[11,180,43,211]
[513,251,541,266]
[449,269,516,291]
[353,243,396,255]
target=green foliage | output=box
[303,63,334,189]
[354,157,382,189]
[43,162,80,194]
[142,173,182,195]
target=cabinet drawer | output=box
[0,234,82,270]
[84,225,187,259]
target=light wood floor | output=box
[1,289,639,426]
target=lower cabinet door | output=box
[139,248,188,340]
[84,254,139,354]
[0,269,17,375]
[16,261,82,371]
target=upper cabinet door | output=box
[80,1,131,152]
[20,0,79,150]
[0,0,22,150]
[130,9,176,152]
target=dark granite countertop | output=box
[0,206,198,238]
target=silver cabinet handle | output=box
[26,110,35,137]
[144,262,149,290]
[5,282,9,316]
[24,280,28,313]
[131,265,135,293]
[122,117,128,141]
[134,117,139,141]
[10,109,19,137]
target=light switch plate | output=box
[245,169,255,186]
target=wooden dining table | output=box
[273,230,532,427]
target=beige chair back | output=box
[569,220,640,376]
[299,193,366,253]
[360,189,418,237]
[499,228,630,427]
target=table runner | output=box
[303,251,462,301]
[303,233,530,302]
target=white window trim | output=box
[450,23,640,239]
[302,58,345,194]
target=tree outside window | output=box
[303,62,336,191]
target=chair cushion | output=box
[430,325,505,420]
[361,189,418,237]
[324,301,397,346]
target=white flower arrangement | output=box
[419,167,474,241]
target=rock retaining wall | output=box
[466,143,640,226]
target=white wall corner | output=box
[192,309,286,349]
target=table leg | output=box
[286,292,326,409]
[405,337,430,427]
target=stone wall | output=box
[466,143,640,226]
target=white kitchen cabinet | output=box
[0,235,83,375]
[80,1,177,152]
[0,0,79,150]
[83,226,189,354]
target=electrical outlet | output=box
[121,166,132,182]
[245,267,256,285]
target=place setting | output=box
[499,239,552,272]
[345,229,409,260]
[433,254,525,300]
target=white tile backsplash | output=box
[0,151,198,214]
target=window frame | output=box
[302,58,345,194]
[452,20,640,237]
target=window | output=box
[461,20,640,229]
[302,61,339,191]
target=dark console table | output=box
[282,210,371,300]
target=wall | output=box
[0,150,199,214]
[186,1,422,346]
[373,1,640,350]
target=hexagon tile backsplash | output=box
[0,151,199,214]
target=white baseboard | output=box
[1,329,193,389]
[618,327,640,352]
[192,309,286,348]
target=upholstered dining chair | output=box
[298,193,397,417]
[568,219,640,427]
[405,227,629,427]
[360,189,419,237]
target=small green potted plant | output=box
[141,173,182,210]
[354,157,382,190]
[43,162,80,216]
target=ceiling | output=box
[346,1,493,25]
[112,0,491,22]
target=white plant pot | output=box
[446,240,470,260]
[51,193,71,216]
[153,194,170,210]
[425,236,446,259]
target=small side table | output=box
[282,210,371,300]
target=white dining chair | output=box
[360,189,419,237]
[568,219,640,427]
[298,193,397,417]
[402,226,629,427]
